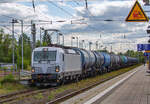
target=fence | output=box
[0,63,31,80]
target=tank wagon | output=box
[30,45,138,86]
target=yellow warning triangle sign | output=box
[126,0,149,22]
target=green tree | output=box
[17,33,31,69]
[42,31,52,46]
[36,40,41,47]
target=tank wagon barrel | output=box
[101,52,111,67]
[93,51,104,69]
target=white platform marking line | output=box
[84,69,138,104]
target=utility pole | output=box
[31,20,36,50]
[21,20,24,72]
[57,33,60,45]
[71,36,75,47]
[40,27,42,47]
[82,40,84,49]
[89,42,92,50]
[12,19,15,71]
[40,27,44,47]
[59,33,64,46]
[71,37,73,47]
[96,41,98,50]
[85,0,88,9]
[62,35,64,46]
[76,37,78,48]
[111,45,112,53]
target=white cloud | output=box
[0,0,149,53]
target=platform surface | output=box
[61,65,146,104]
[97,65,149,104]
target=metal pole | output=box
[85,0,88,9]
[31,20,36,50]
[76,37,78,48]
[111,45,112,53]
[62,35,64,46]
[21,20,24,72]
[89,42,92,50]
[40,27,41,47]
[57,33,59,45]
[58,35,60,45]
[71,37,73,47]
[82,40,84,49]
[89,43,90,50]
[96,41,98,50]
[12,19,15,71]
[148,56,150,70]
[79,41,81,48]
[99,43,101,50]
[138,52,139,63]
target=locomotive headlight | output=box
[55,66,59,72]
[31,68,35,73]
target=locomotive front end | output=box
[31,47,63,86]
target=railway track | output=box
[0,88,56,104]
[46,76,115,104]
[0,76,114,104]
[0,65,140,104]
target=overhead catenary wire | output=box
[0,0,112,3]
[47,0,74,17]
[72,0,80,6]
[1,25,20,38]
[1,15,19,20]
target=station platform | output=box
[97,65,150,104]
[61,65,149,104]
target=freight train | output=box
[30,45,138,86]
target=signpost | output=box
[137,44,150,70]
[126,0,149,22]
[127,1,150,69]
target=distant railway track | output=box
[0,72,18,77]
[0,87,56,104]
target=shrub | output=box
[27,65,31,71]
[0,74,16,84]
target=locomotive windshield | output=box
[34,51,56,62]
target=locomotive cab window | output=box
[34,51,57,62]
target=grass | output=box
[48,64,141,100]
[0,74,29,95]
[48,87,67,100]
[34,93,44,99]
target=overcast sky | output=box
[0,0,149,53]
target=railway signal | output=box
[143,0,150,5]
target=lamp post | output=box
[111,45,112,53]
[96,41,98,50]
[71,36,75,47]
[76,37,79,48]
[89,42,92,50]
[20,20,24,72]
[57,32,59,45]
[59,33,64,46]
[12,19,15,72]
[82,40,84,49]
